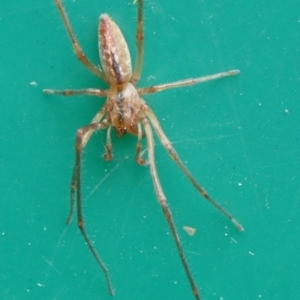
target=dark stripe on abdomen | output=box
[111,51,123,84]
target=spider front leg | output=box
[145,108,244,231]
[131,0,144,84]
[54,0,107,81]
[142,117,201,300]
[66,119,114,296]
[43,88,107,97]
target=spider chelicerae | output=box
[44,0,243,299]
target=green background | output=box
[1,0,299,299]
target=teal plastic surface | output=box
[1,0,299,299]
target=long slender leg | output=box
[145,108,244,231]
[103,125,113,161]
[68,120,114,295]
[54,0,107,81]
[135,122,147,165]
[138,70,240,95]
[142,116,201,300]
[67,117,108,224]
[43,88,108,97]
[67,109,107,224]
[131,0,144,85]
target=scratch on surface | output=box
[42,226,69,285]
[86,157,127,200]
[185,250,202,257]
[87,273,101,295]
[231,237,238,243]
[44,258,61,275]
[170,134,239,146]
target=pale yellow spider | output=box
[44,0,243,299]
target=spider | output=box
[44,0,243,299]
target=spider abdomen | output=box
[99,14,132,85]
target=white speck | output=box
[30,81,37,86]
[238,182,242,186]
[37,283,44,287]
[183,226,196,236]
[43,227,47,231]
[248,251,255,256]
[284,109,289,114]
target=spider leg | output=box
[145,108,244,232]
[43,88,108,97]
[67,119,114,295]
[67,108,106,224]
[131,0,144,84]
[54,0,107,81]
[67,108,106,226]
[138,69,240,95]
[142,116,201,300]
[135,122,147,165]
[103,125,113,161]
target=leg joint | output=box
[78,220,84,228]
